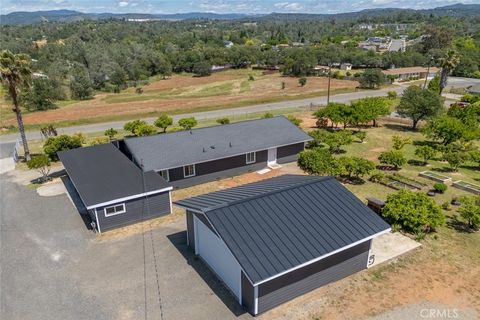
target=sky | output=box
[2,0,480,15]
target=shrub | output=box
[135,87,143,94]
[298,77,307,86]
[216,117,230,125]
[248,75,255,81]
[281,81,286,90]
[414,145,437,165]
[134,124,157,136]
[433,183,448,193]
[43,135,82,161]
[124,119,147,135]
[392,134,411,150]
[458,196,480,229]
[309,129,353,153]
[154,114,173,133]
[193,61,211,77]
[387,91,397,99]
[297,148,338,176]
[382,190,445,234]
[443,151,468,171]
[73,132,87,145]
[378,150,407,170]
[469,150,480,167]
[369,170,386,183]
[338,157,375,180]
[27,154,51,183]
[178,117,198,130]
[104,128,118,140]
[263,112,274,118]
[287,115,302,126]
[355,131,367,143]
[442,202,452,211]
[90,136,110,146]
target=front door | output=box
[267,148,277,165]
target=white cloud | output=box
[274,2,304,11]
[118,1,129,7]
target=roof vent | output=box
[210,145,215,149]
[189,130,193,135]
[229,142,232,147]
[203,147,206,152]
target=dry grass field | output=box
[0,69,358,128]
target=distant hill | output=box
[1,3,479,25]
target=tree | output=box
[439,50,460,94]
[469,150,480,168]
[309,130,353,154]
[20,78,58,111]
[314,103,352,129]
[134,123,157,136]
[27,154,51,183]
[358,69,385,89]
[350,97,390,127]
[157,57,172,79]
[0,50,32,160]
[338,157,375,180]
[178,117,198,130]
[287,115,302,126]
[297,148,339,176]
[415,146,437,165]
[443,151,468,171]
[216,117,230,125]
[104,128,118,140]
[433,183,448,193]
[43,135,82,161]
[193,61,211,77]
[124,119,147,135]
[298,77,307,86]
[423,115,468,145]
[458,196,480,229]
[154,114,173,132]
[355,131,367,143]
[382,190,445,234]
[427,74,440,94]
[392,134,412,150]
[70,66,93,100]
[378,150,407,170]
[396,85,443,130]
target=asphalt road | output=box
[0,86,405,144]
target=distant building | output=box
[223,40,233,48]
[340,63,352,71]
[313,65,330,76]
[32,72,48,79]
[382,67,439,81]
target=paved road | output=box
[0,86,405,144]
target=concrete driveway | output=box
[0,172,251,320]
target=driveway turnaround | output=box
[0,173,251,320]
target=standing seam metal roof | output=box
[174,175,390,284]
[123,116,313,172]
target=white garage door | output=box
[195,215,241,301]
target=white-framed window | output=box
[246,152,256,164]
[184,164,196,178]
[159,169,170,182]
[104,203,126,217]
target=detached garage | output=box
[58,143,172,232]
[175,175,390,315]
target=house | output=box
[58,143,172,233]
[382,66,439,81]
[313,65,330,76]
[340,63,352,71]
[174,175,391,315]
[122,116,312,188]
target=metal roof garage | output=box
[175,175,390,315]
[58,143,172,232]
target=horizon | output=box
[2,0,480,15]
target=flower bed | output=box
[419,171,452,184]
[389,173,426,190]
[452,180,480,195]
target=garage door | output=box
[195,215,241,301]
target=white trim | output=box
[252,228,391,286]
[94,208,102,233]
[86,186,173,210]
[150,139,312,171]
[159,169,170,182]
[254,286,258,315]
[183,164,196,178]
[168,191,173,214]
[104,203,126,217]
[245,152,256,164]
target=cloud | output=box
[118,1,129,7]
[274,2,305,11]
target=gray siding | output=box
[256,240,370,315]
[186,211,194,249]
[167,150,268,188]
[241,271,255,314]
[277,142,305,164]
[94,191,171,232]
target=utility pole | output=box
[327,64,332,105]
[423,57,434,90]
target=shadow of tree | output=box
[446,216,476,234]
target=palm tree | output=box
[0,50,32,161]
[439,49,460,95]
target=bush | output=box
[355,131,367,143]
[27,154,51,183]
[43,135,82,161]
[387,91,397,99]
[72,132,87,145]
[442,202,452,211]
[458,196,480,229]
[124,119,147,135]
[433,183,448,193]
[263,112,274,118]
[378,150,407,170]
[216,117,230,125]
[287,115,302,126]
[338,157,375,181]
[298,77,307,86]
[193,61,211,77]
[90,136,110,146]
[104,128,118,140]
[392,134,411,150]
[248,75,255,81]
[135,87,143,94]
[382,190,445,234]
[297,148,338,176]
[443,151,468,171]
[178,117,198,130]
[154,114,173,133]
[369,170,386,183]
[309,129,353,153]
[414,145,437,165]
[134,124,157,136]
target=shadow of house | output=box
[166,231,248,317]
[61,176,93,230]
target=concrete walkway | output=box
[369,232,421,267]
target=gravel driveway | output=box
[0,172,251,320]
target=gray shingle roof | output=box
[175,175,390,284]
[124,116,313,172]
[58,143,171,209]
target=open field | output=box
[0,69,358,129]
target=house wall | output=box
[241,271,255,314]
[92,191,171,232]
[186,210,218,250]
[255,240,371,315]
[277,143,305,164]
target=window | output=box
[184,164,196,178]
[104,204,126,217]
[246,152,256,164]
[159,170,170,182]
